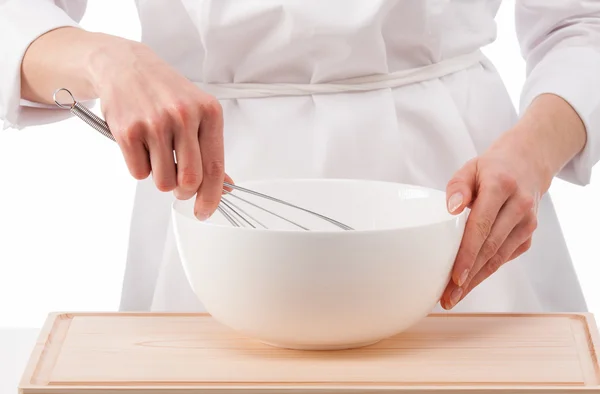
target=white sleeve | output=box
[516,1,600,186]
[0,0,87,130]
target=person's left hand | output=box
[438,93,588,310]
[439,133,550,310]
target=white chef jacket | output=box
[1,0,600,314]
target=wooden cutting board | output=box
[19,312,600,393]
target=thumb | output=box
[446,158,477,215]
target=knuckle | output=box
[511,238,533,260]
[172,99,193,118]
[200,197,221,209]
[145,114,171,142]
[486,254,505,275]
[522,238,533,251]
[179,168,202,188]
[474,216,493,239]
[517,194,535,213]
[174,187,195,201]
[145,113,165,131]
[155,181,176,192]
[130,166,150,180]
[155,176,176,192]
[119,122,145,145]
[204,160,225,178]
[200,98,223,119]
[171,99,197,128]
[481,237,501,260]
[495,172,517,194]
[525,215,538,233]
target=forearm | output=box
[493,93,587,193]
[20,26,127,105]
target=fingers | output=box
[471,193,535,272]
[172,112,203,201]
[450,173,516,287]
[446,158,477,215]
[106,86,227,218]
[113,117,176,190]
[440,196,519,309]
[145,117,177,192]
[194,99,225,220]
[114,122,151,180]
[441,208,537,310]
[459,216,537,300]
[509,238,532,260]
[223,173,234,193]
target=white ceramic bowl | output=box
[172,178,467,350]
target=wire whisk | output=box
[53,88,353,231]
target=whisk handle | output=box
[54,88,116,143]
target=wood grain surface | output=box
[18,312,600,393]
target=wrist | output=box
[84,33,146,97]
[21,26,101,104]
[490,128,555,194]
[494,94,587,193]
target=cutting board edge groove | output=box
[574,313,600,385]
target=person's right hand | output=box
[87,36,230,220]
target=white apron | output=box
[116,0,588,314]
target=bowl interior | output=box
[174,178,457,232]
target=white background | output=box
[0,0,599,329]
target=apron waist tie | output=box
[194,50,485,100]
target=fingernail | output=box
[450,287,463,308]
[457,269,469,287]
[447,192,463,213]
[195,210,210,221]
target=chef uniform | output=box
[1,0,599,314]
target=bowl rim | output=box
[171,178,468,235]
